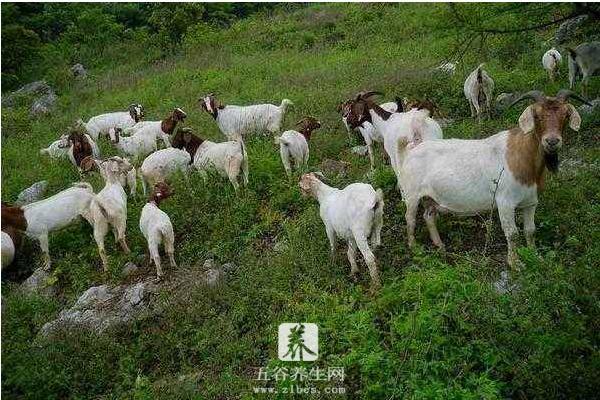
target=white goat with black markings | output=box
[344,92,443,186]
[139,182,177,280]
[464,63,494,121]
[139,147,191,196]
[299,173,384,291]
[87,157,134,270]
[274,117,321,177]
[200,93,293,140]
[542,48,562,82]
[396,90,588,268]
[1,183,96,269]
[171,128,249,193]
[81,104,144,141]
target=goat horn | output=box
[508,90,545,108]
[556,89,592,105]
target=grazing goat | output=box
[568,42,600,97]
[87,157,134,270]
[139,182,176,279]
[299,173,384,290]
[464,63,494,121]
[542,48,562,82]
[82,104,144,141]
[200,93,293,140]
[113,122,174,164]
[40,132,100,162]
[344,91,443,187]
[275,117,321,177]
[120,107,187,147]
[139,148,191,196]
[80,156,138,197]
[340,97,403,170]
[1,183,95,269]
[396,90,587,268]
[172,128,249,193]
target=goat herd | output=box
[1,46,596,290]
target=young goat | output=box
[139,147,191,196]
[397,90,587,268]
[542,48,562,82]
[87,157,134,270]
[200,93,293,140]
[1,183,95,269]
[82,104,144,141]
[275,117,321,177]
[464,63,495,121]
[139,182,176,279]
[172,128,249,193]
[345,91,443,187]
[299,173,384,290]
[40,131,100,163]
[120,107,187,147]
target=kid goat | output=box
[397,90,587,268]
[299,173,384,290]
[274,116,321,177]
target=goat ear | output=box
[518,105,535,134]
[567,104,581,131]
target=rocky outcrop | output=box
[21,267,57,297]
[15,181,48,206]
[320,159,350,178]
[2,81,57,117]
[70,63,87,79]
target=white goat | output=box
[40,133,100,161]
[171,128,249,193]
[299,173,384,290]
[81,156,138,197]
[397,90,586,268]
[344,92,443,186]
[112,127,168,164]
[120,107,187,148]
[139,148,191,196]
[139,182,176,279]
[542,48,562,82]
[341,99,402,170]
[464,63,494,121]
[87,157,134,270]
[81,104,144,141]
[1,183,95,269]
[200,93,293,140]
[274,117,321,177]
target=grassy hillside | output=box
[2,3,599,399]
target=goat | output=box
[1,183,95,269]
[396,90,587,268]
[299,173,384,290]
[464,63,494,121]
[139,148,191,196]
[80,156,137,197]
[87,157,134,270]
[82,104,144,141]
[542,48,562,82]
[340,97,403,170]
[120,107,187,148]
[40,132,100,162]
[568,42,600,97]
[274,117,321,177]
[199,93,293,140]
[139,182,176,279]
[112,122,175,164]
[344,91,443,187]
[172,128,249,193]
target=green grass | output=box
[2,3,599,399]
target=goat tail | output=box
[279,99,293,113]
[476,63,485,82]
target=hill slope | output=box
[2,4,599,399]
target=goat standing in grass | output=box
[396,90,587,268]
[464,63,494,121]
[140,182,176,280]
[299,173,384,291]
[275,117,321,177]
